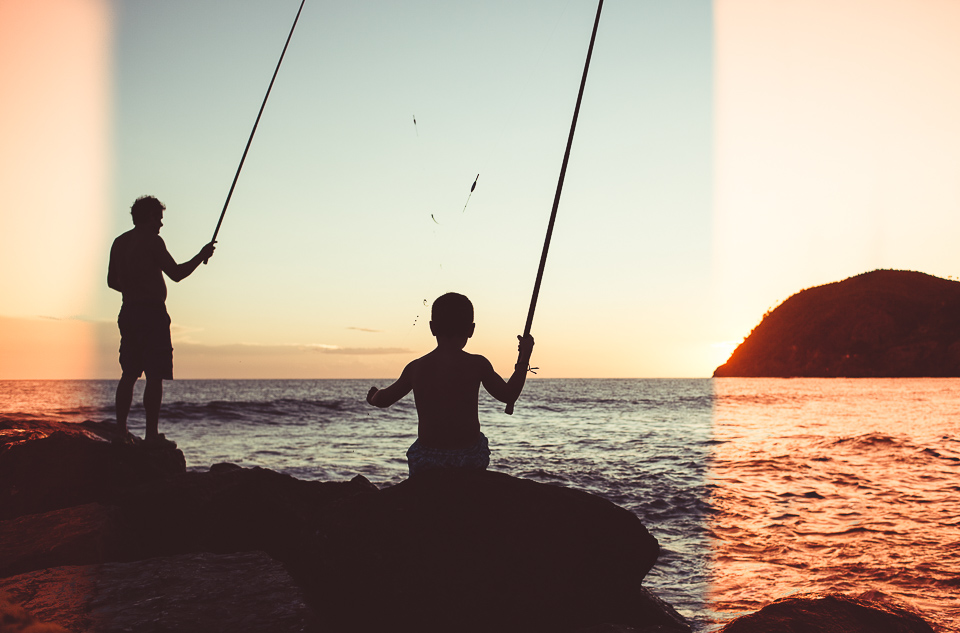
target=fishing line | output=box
[413,2,577,322]
[506,0,604,415]
[421,0,575,233]
[206,0,307,261]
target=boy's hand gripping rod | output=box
[206,0,307,262]
[506,0,604,415]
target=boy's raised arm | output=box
[481,334,534,404]
[367,363,415,408]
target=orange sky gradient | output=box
[713,0,960,341]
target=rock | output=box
[0,428,185,520]
[574,624,687,633]
[0,462,378,579]
[0,503,130,578]
[0,420,684,631]
[716,592,935,633]
[0,551,319,633]
[117,466,378,563]
[309,469,669,633]
[0,590,70,633]
[569,590,691,632]
[713,270,960,377]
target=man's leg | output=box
[143,375,163,440]
[115,373,138,435]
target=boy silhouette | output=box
[367,292,534,475]
[107,195,216,446]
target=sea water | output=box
[1,378,957,632]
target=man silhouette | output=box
[107,195,216,446]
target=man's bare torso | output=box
[108,229,169,304]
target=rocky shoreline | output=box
[0,419,939,632]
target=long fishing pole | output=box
[506,0,604,414]
[206,0,306,261]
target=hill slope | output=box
[713,270,960,377]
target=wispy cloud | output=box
[346,326,380,333]
[175,341,412,356]
[0,314,413,379]
[306,345,410,356]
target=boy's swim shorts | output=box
[406,432,490,476]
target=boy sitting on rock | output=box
[367,292,534,475]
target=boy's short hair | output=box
[431,292,474,337]
[131,196,165,226]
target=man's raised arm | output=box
[162,241,216,282]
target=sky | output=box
[1,0,958,380]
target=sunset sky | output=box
[2,0,959,379]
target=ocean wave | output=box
[921,447,960,462]
[0,412,60,424]
[0,407,116,424]
[23,397,370,426]
[829,432,904,446]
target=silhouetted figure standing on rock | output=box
[367,292,534,475]
[107,195,216,447]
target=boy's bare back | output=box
[366,292,533,455]
[374,345,523,449]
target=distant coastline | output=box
[714,269,960,377]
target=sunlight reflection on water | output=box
[709,378,960,632]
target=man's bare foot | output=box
[144,433,177,449]
[112,428,138,446]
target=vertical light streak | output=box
[0,0,113,377]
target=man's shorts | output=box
[406,432,490,476]
[118,302,173,380]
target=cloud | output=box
[345,326,380,333]
[0,314,416,379]
[176,342,412,356]
[306,345,410,356]
[170,323,205,341]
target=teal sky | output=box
[103,0,715,377]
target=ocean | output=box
[1,378,957,632]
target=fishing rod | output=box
[206,0,307,261]
[506,0,604,415]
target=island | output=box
[714,269,960,377]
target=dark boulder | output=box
[0,551,319,633]
[574,625,688,633]
[0,427,185,520]
[0,590,70,633]
[0,457,377,580]
[309,469,668,633]
[0,503,129,578]
[1,421,679,632]
[716,592,935,633]
[117,465,378,563]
